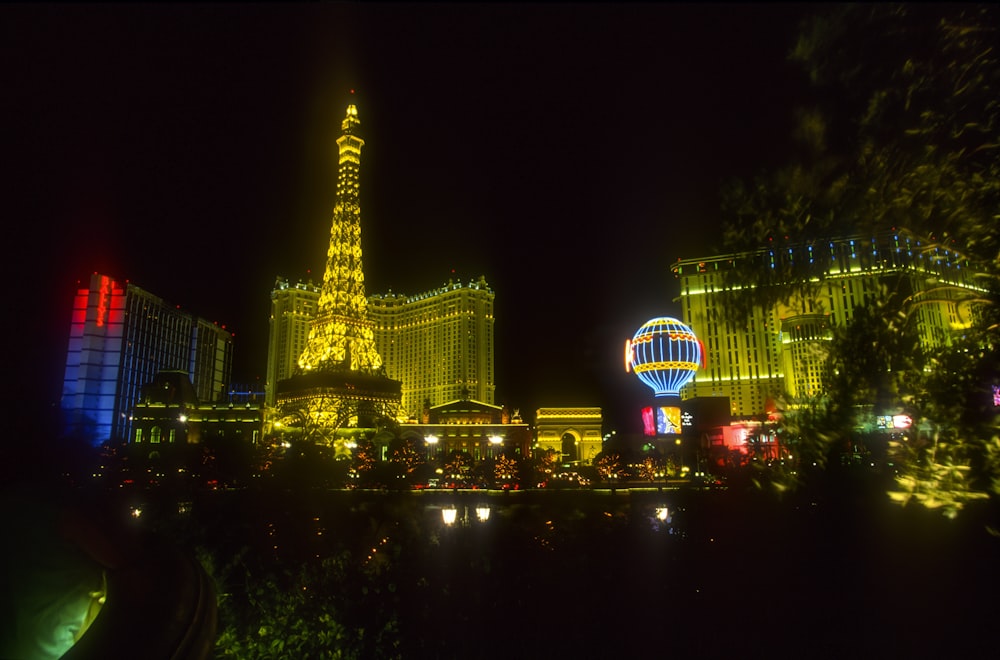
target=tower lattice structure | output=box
[297,103,384,375]
[274,99,401,442]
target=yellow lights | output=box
[624,339,632,373]
[632,360,700,374]
[655,506,669,522]
[441,506,458,526]
[489,435,503,445]
[475,506,491,523]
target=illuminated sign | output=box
[642,406,682,435]
[96,275,111,328]
[656,406,681,435]
[877,414,913,429]
[641,406,656,437]
[681,411,693,427]
[628,317,703,397]
[892,415,912,429]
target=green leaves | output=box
[718,5,1000,513]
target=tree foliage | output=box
[722,4,1000,306]
[720,4,1000,510]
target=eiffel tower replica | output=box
[275,98,402,444]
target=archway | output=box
[561,432,578,463]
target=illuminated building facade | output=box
[401,399,530,464]
[535,407,603,465]
[369,277,495,419]
[130,370,262,447]
[672,229,984,417]
[274,101,402,437]
[265,102,495,425]
[267,277,496,424]
[265,277,322,406]
[61,273,233,445]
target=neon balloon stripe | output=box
[628,317,702,397]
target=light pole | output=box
[425,434,439,464]
[488,434,503,458]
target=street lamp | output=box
[489,434,503,459]
[425,435,439,463]
[442,504,492,526]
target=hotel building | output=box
[266,277,496,421]
[61,272,233,445]
[672,229,983,418]
[265,277,322,406]
[369,278,495,419]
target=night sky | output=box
[6,3,813,432]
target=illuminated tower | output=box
[296,102,384,375]
[275,100,401,441]
[626,317,703,435]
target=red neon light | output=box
[641,406,656,437]
[96,275,110,327]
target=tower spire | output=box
[296,101,384,374]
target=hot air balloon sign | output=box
[625,317,704,398]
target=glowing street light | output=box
[425,435,440,463]
[442,504,492,526]
[488,434,503,458]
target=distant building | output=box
[131,371,262,446]
[535,407,603,465]
[268,277,496,423]
[265,277,322,406]
[61,273,233,446]
[672,229,984,417]
[400,399,531,462]
[369,278,495,419]
[226,382,266,406]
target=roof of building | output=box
[139,371,200,406]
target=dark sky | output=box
[5,3,813,432]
